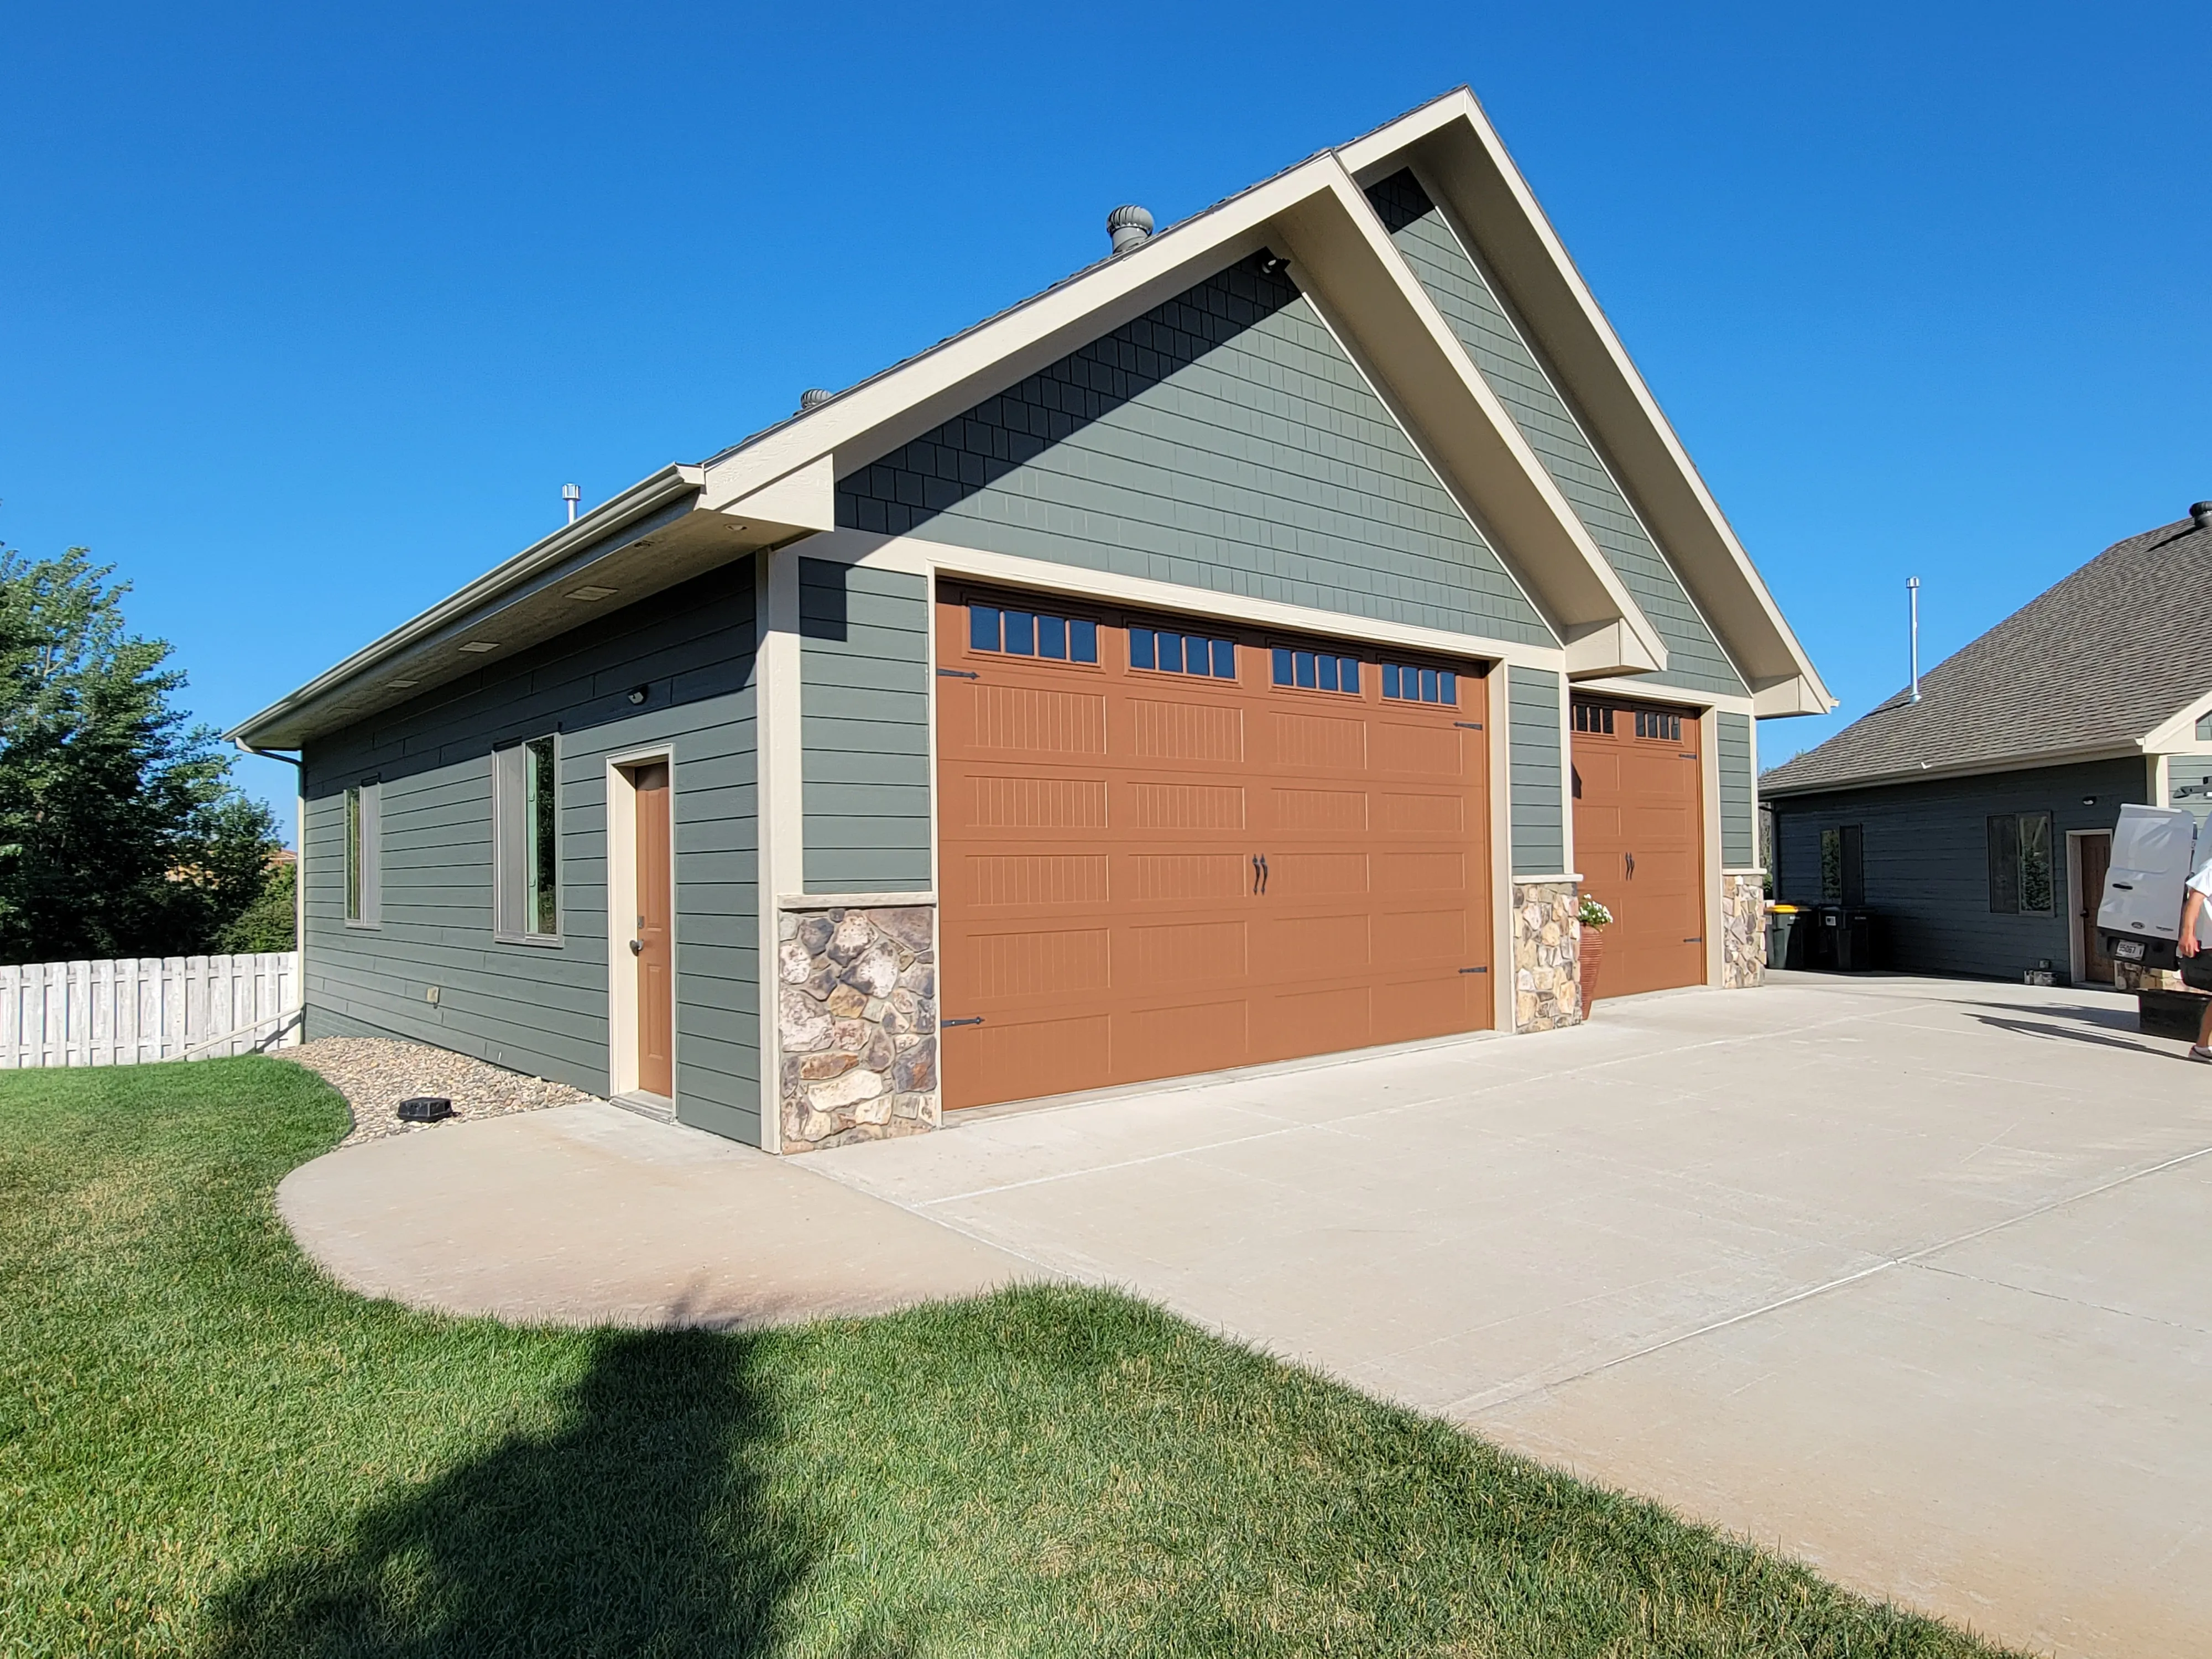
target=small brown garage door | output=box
[936,586,1493,1110]
[1571,696,1705,1000]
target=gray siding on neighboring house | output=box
[2169,754,2212,832]
[1368,171,1746,697]
[300,559,763,1144]
[838,257,1556,649]
[801,557,931,893]
[1770,757,2148,982]
[1507,665,1566,874]
[1717,712,1756,868]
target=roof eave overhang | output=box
[1761,738,2149,798]
[698,153,1667,674]
[1338,90,1833,709]
[228,465,739,750]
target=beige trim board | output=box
[603,742,678,1104]
[754,551,805,1155]
[779,891,935,910]
[805,528,1572,672]
[1570,677,1754,714]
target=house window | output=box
[1381,663,1454,705]
[344,780,381,926]
[1820,827,1842,904]
[495,736,560,941]
[1271,647,1359,693]
[1634,709,1684,742]
[1135,627,1235,679]
[1574,702,1614,734]
[1986,812,2053,915]
[968,602,1098,664]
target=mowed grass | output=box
[1,1060,2021,1658]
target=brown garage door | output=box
[936,585,1493,1110]
[1571,696,1704,1000]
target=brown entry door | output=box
[2079,832,2114,985]
[631,761,674,1097]
[936,587,1493,1111]
[1571,698,1705,1000]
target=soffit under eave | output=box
[1338,95,1832,706]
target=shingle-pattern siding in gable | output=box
[838,258,1556,649]
[300,560,762,1145]
[1717,711,1756,868]
[1367,171,1746,697]
[1765,518,2212,794]
[1508,665,1566,874]
[800,558,932,893]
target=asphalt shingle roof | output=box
[1762,514,2212,796]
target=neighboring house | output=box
[1763,503,2212,986]
[229,91,1827,1152]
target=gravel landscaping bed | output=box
[283,1037,596,1147]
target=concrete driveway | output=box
[811,973,2212,1659]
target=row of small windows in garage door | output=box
[966,601,1458,705]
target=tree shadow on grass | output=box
[205,1327,823,1659]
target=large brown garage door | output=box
[1571,696,1705,1000]
[936,585,1493,1110]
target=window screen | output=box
[1986,815,2021,914]
[1820,827,1843,904]
[344,780,381,926]
[496,737,561,941]
[1986,812,2052,916]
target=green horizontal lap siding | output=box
[1717,712,1756,868]
[300,559,763,1145]
[1508,666,1565,875]
[1769,757,2148,981]
[838,258,1554,649]
[1368,172,1746,697]
[800,559,931,893]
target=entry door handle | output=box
[629,938,645,956]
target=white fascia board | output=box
[806,526,1571,672]
[2141,685,2212,752]
[1337,90,1833,709]
[1570,674,1756,715]
[696,154,1662,672]
[227,465,705,749]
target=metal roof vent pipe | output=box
[2192,500,2212,530]
[1107,205,1154,255]
[799,388,834,413]
[1906,575,1922,703]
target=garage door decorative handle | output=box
[1251,853,1269,895]
[1625,852,1636,879]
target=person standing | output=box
[2178,855,2212,1060]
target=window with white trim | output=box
[495,735,561,942]
[344,780,381,926]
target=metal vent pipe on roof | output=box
[2192,500,2212,530]
[799,388,834,413]
[1107,205,1154,254]
[1906,575,1921,703]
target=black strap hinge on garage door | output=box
[1683,937,1703,944]
[937,668,979,680]
[1458,966,1488,974]
[941,1016,985,1028]
[1454,722,1484,731]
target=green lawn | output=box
[1,1058,2020,1658]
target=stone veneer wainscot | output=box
[1512,880,1582,1032]
[776,905,940,1153]
[1720,874,1766,990]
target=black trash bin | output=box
[1766,905,1807,969]
[1835,909,1877,972]
[1804,904,1840,969]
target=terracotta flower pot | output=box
[1580,925,1605,1014]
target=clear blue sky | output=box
[5,2,2208,836]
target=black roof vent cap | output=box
[2192,501,2212,530]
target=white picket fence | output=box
[0,952,301,1069]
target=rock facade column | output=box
[775,904,938,1152]
[1720,874,1767,989]
[1512,879,1582,1032]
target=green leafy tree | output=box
[216,859,296,954]
[0,546,283,962]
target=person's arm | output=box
[2183,888,2205,958]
